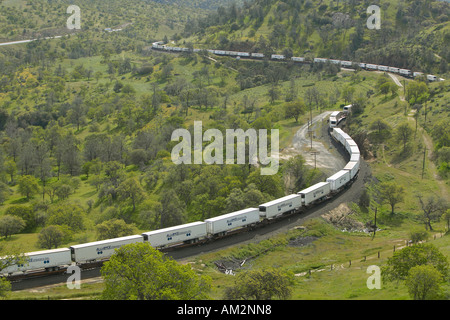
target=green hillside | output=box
[181,0,449,75]
[0,0,449,301]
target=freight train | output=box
[1,107,360,279]
[151,41,444,82]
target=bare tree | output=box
[418,195,447,231]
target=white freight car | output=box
[298,182,331,206]
[343,160,360,180]
[70,235,144,263]
[340,60,353,67]
[271,54,285,60]
[344,138,358,154]
[142,222,207,248]
[350,153,360,162]
[314,58,328,63]
[329,111,341,128]
[332,127,348,145]
[330,59,341,65]
[291,56,305,62]
[259,194,302,219]
[366,64,378,70]
[205,208,260,235]
[377,65,389,72]
[388,67,399,73]
[343,104,352,114]
[1,248,72,275]
[399,69,412,77]
[327,170,351,192]
[350,145,360,157]
[427,75,437,81]
[251,53,264,58]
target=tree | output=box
[383,244,449,281]
[417,195,447,231]
[284,99,305,123]
[17,175,40,200]
[378,181,404,214]
[96,219,137,240]
[406,81,429,105]
[443,209,450,232]
[0,245,25,297]
[406,265,443,300]
[283,155,308,193]
[47,203,85,231]
[5,205,36,232]
[267,84,280,104]
[379,82,391,97]
[224,268,295,300]
[395,122,413,152]
[117,177,145,212]
[342,85,355,104]
[38,225,66,249]
[159,189,186,228]
[101,243,211,300]
[0,215,25,239]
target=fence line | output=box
[295,232,447,277]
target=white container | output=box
[251,53,264,58]
[1,248,72,274]
[343,104,352,113]
[70,235,144,263]
[388,67,399,73]
[399,69,411,77]
[344,160,360,180]
[327,170,351,192]
[259,194,302,219]
[332,127,348,146]
[142,222,207,248]
[314,58,328,63]
[205,208,260,235]
[340,61,352,67]
[271,54,285,60]
[291,56,305,62]
[345,139,358,154]
[298,182,331,206]
[350,145,360,156]
[329,111,341,128]
[350,153,360,162]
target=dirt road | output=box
[281,111,347,176]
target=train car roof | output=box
[70,235,143,249]
[259,194,301,207]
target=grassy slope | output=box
[4,61,449,299]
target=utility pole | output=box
[310,151,320,169]
[422,147,426,179]
[308,129,314,150]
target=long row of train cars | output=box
[0,107,360,277]
[152,41,443,82]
